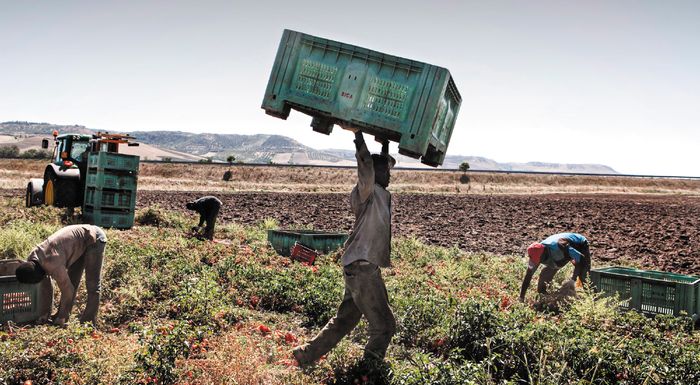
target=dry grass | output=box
[80,332,141,382]
[178,321,312,385]
[2,159,699,195]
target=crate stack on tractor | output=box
[25,131,140,229]
[81,134,139,229]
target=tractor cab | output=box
[44,132,93,168]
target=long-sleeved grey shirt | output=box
[28,225,100,273]
[341,137,392,267]
[27,225,101,320]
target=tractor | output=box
[26,131,140,228]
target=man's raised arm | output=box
[353,131,374,202]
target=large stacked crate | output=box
[82,152,139,229]
[591,266,700,322]
[262,29,462,167]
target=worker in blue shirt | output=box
[519,232,591,302]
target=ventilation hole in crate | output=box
[410,134,415,139]
[272,94,277,100]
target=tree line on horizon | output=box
[0,145,52,159]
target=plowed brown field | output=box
[137,191,700,276]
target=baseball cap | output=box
[527,242,545,265]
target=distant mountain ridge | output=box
[129,130,347,164]
[0,121,93,135]
[0,121,617,173]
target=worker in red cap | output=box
[519,232,591,302]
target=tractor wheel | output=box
[44,169,80,208]
[25,180,44,208]
[44,174,56,206]
[26,184,33,208]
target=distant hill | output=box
[128,131,347,164]
[0,121,93,135]
[0,121,617,173]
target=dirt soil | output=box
[136,191,700,276]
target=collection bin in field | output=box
[267,229,348,257]
[85,169,137,190]
[1,259,52,324]
[84,188,136,210]
[591,266,700,322]
[88,152,139,172]
[262,29,462,167]
[83,206,135,229]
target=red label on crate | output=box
[290,243,319,265]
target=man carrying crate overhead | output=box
[519,232,592,302]
[15,224,108,326]
[293,128,396,367]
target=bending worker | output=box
[185,195,222,241]
[519,232,591,302]
[15,224,108,326]
[293,129,396,367]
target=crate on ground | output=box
[88,152,139,172]
[267,229,348,257]
[591,266,700,321]
[262,29,461,167]
[84,187,136,210]
[0,259,50,324]
[83,206,135,229]
[85,169,137,190]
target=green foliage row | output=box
[1,203,699,384]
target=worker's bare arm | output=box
[381,139,389,156]
[519,266,537,302]
[353,132,374,202]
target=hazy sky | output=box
[1,0,698,175]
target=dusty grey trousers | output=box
[65,228,107,323]
[295,261,396,364]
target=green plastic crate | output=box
[0,259,48,324]
[267,229,348,257]
[85,169,137,190]
[84,188,136,210]
[83,207,135,229]
[591,267,700,321]
[262,29,461,167]
[88,152,140,172]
